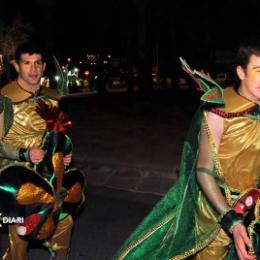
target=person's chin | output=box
[28,79,40,85]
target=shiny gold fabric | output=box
[215,87,260,191]
[217,87,255,113]
[1,81,57,150]
[2,225,29,260]
[2,216,73,260]
[194,192,231,259]
[64,182,83,203]
[16,182,54,205]
[52,152,64,191]
[37,210,58,240]
[218,115,260,190]
[0,81,59,105]
[0,81,57,169]
[195,192,219,236]
[43,215,73,251]
[1,81,32,103]
[194,229,231,260]
[2,100,46,149]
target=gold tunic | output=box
[0,81,57,167]
[3,100,46,148]
[217,87,260,191]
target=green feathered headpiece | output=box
[180,57,224,104]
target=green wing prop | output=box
[180,57,224,105]
[53,56,69,97]
[0,95,13,136]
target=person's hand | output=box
[233,223,256,260]
[29,147,44,163]
[63,153,72,166]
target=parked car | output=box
[105,57,129,92]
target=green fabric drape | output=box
[0,95,13,136]
[0,95,21,160]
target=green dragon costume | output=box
[114,59,260,259]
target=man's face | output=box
[14,53,46,86]
[237,54,260,102]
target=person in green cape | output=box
[114,44,260,260]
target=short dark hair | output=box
[236,45,260,69]
[15,41,46,63]
[233,43,260,88]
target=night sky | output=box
[1,0,260,74]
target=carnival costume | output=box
[0,79,85,259]
[114,59,260,259]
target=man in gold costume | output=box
[0,42,74,260]
[115,45,260,260]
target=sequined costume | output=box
[0,81,85,259]
[114,85,260,260]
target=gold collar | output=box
[219,87,257,113]
[1,81,39,103]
